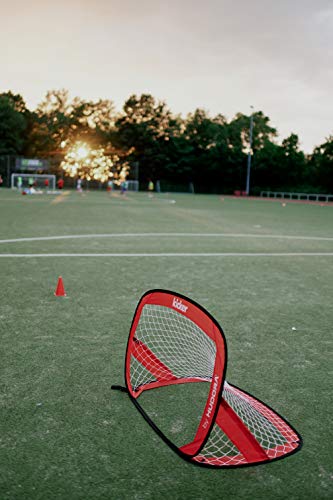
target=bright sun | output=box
[76,145,90,159]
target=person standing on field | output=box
[107,179,113,195]
[120,180,128,195]
[148,179,154,198]
[77,178,83,193]
[17,176,23,191]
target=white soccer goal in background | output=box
[126,180,139,192]
[11,174,56,191]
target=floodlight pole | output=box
[245,106,254,196]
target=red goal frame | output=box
[116,289,302,468]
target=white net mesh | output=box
[223,383,286,450]
[222,383,299,458]
[130,355,157,387]
[195,424,246,466]
[194,382,300,465]
[130,304,216,391]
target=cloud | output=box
[0,0,332,152]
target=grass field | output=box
[0,189,332,500]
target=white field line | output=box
[0,233,333,244]
[0,253,333,257]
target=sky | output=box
[1,0,332,152]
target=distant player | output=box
[44,178,49,190]
[148,179,154,198]
[107,179,113,195]
[120,180,128,195]
[57,178,64,190]
[77,178,83,193]
[17,176,23,192]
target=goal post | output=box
[126,180,139,192]
[112,289,302,468]
[11,173,56,191]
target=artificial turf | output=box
[0,189,332,499]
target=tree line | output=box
[0,90,332,193]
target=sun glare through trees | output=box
[60,141,129,183]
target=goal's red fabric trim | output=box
[215,399,268,462]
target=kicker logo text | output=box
[172,297,188,313]
[206,375,219,419]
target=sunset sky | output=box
[1,0,332,152]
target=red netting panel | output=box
[223,383,300,459]
[193,381,300,466]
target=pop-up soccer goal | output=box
[112,290,302,468]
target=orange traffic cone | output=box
[54,276,67,296]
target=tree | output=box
[280,133,306,188]
[26,89,117,157]
[178,109,230,191]
[0,92,28,155]
[60,141,128,183]
[250,133,308,192]
[224,111,277,192]
[251,140,285,191]
[309,136,333,192]
[114,94,181,183]
[228,111,277,153]
[2,87,324,193]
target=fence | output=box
[260,191,333,202]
